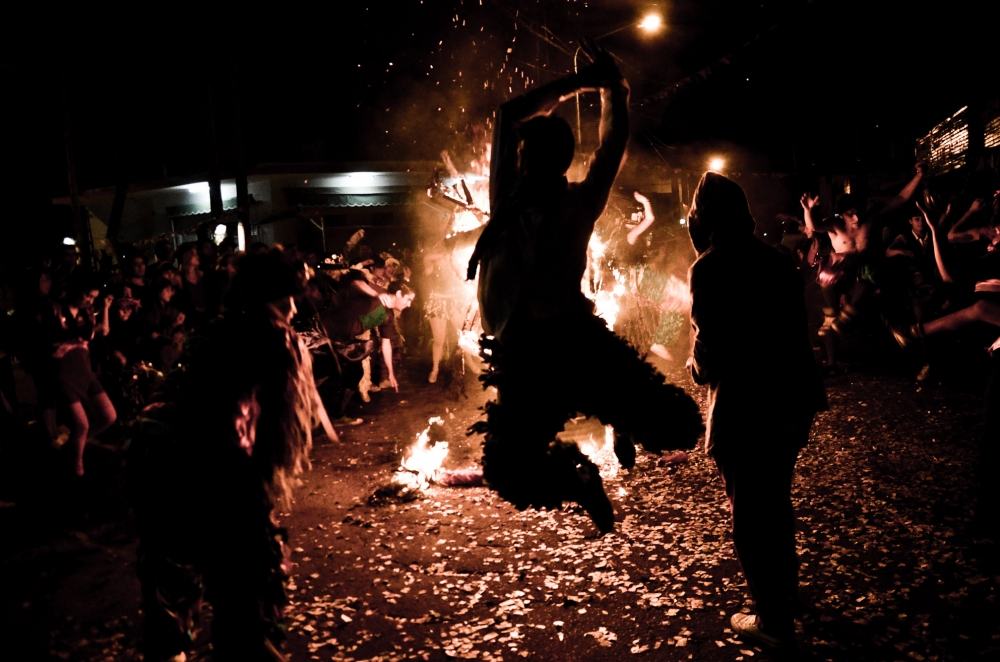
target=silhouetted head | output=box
[517,116,575,180]
[228,249,306,318]
[687,171,756,255]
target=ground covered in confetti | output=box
[2,359,999,661]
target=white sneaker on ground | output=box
[730,613,792,650]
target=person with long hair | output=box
[44,275,117,476]
[132,248,334,662]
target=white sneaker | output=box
[729,613,792,649]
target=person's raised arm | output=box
[96,294,113,337]
[627,191,656,245]
[947,198,988,243]
[581,59,629,213]
[919,197,955,284]
[800,193,820,238]
[883,161,927,214]
[489,41,610,210]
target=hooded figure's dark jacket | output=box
[687,173,827,456]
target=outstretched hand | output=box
[633,191,650,205]
[800,193,819,211]
[916,192,948,231]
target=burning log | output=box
[368,416,484,506]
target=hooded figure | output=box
[687,172,826,451]
[687,171,826,650]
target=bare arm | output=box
[95,296,113,337]
[580,74,629,215]
[947,198,988,243]
[489,66,604,210]
[350,278,381,297]
[627,191,655,245]
[883,161,927,214]
[799,193,820,239]
[920,199,955,284]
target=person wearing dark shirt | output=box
[466,41,702,533]
[141,280,185,371]
[687,172,827,650]
[125,254,150,305]
[318,281,414,424]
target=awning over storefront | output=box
[165,197,240,217]
[285,188,415,209]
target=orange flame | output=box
[577,425,619,479]
[396,417,450,491]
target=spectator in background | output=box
[44,275,117,477]
[151,240,175,278]
[125,254,149,305]
[141,279,185,371]
[176,243,209,329]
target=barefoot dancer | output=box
[467,40,702,532]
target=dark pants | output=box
[979,355,1000,531]
[713,415,813,640]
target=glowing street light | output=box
[638,14,663,32]
[578,13,665,144]
[708,157,725,172]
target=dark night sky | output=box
[1,0,997,245]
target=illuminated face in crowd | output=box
[392,291,415,311]
[81,289,100,309]
[909,214,927,237]
[840,209,860,230]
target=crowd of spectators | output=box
[0,226,423,481]
[774,163,1000,380]
[2,163,999,486]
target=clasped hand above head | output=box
[575,37,626,92]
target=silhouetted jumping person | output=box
[467,40,702,532]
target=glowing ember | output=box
[397,417,450,491]
[578,425,619,479]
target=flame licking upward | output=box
[398,417,450,490]
[577,425,619,479]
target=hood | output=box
[687,171,756,255]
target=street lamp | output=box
[638,14,663,33]
[575,13,665,145]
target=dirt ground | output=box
[1,352,998,662]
